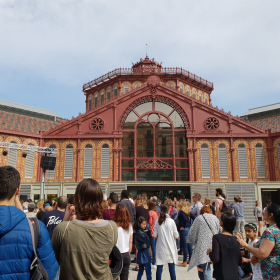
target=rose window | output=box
[90,118,104,131]
[204,117,219,131]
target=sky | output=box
[0,0,279,119]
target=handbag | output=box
[27,218,49,280]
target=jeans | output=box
[120,252,131,280]
[156,263,176,280]
[180,227,193,262]
[137,263,152,280]
[197,262,212,280]
[150,236,156,265]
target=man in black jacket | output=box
[118,190,136,225]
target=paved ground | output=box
[128,255,204,280]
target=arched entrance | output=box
[121,98,189,182]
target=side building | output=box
[1,57,280,223]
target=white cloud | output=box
[0,0,279,117]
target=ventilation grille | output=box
[84,148,93,178]
[64,148,73,179]
[7,149,17,168]
[101,148,110,178]
[238,147,248,178]
[201,147,210,178]
[25,150,35,178]
[218,148,228,178]
[255,147,265,178]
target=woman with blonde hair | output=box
[204,197,215,216]
[177,200,196,267]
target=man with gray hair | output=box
[26,202,37,218]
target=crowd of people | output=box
[0,166,280,280]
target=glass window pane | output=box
[169,110,184,129]
[123,111,138,130]
[122,160,134,168]
[155,101,173,115]
[155,122,172,157]
[137,122,153,157]
[175,132,187,158]
[134,101,152,116]
[137,169,173,181]
[148,113,159,123]
[176,169,189,181]
[122,132,134,158]
[122,169,134,181]
[176,160,189,168]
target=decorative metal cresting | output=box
[204,117,220,131]
[90,118,104,132]
[137,158,173,170]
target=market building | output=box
[1,56,280,222]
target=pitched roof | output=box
[0,111,65,134]
[240,102,280,117]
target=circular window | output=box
[204,117,219,131]
[90,118,104,131]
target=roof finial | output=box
[146,44,148,58]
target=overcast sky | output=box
[0,0,279,119]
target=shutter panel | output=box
[19,185,31,199]
[8,147,17,168]
[101,147,110,178]
[218,147,228,178]
[226,184,256,224]
[278,143,280,171]
[64,147,73,179]
[209,184,226,203]
[84,147,93,178]
[47,169,55,180]
[191,185,208,201]
[255,147,265,178]
[201,147,210,178]
[25,150,35,178]
[109,183,127,197]
[238,147,248,178]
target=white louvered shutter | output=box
[84,146,93,178]
[255,144,265,178]
[7,142,17,168]
[218,144,228,178]
[191,185,208,201]
[238,145,248,178]
[64,146,73,179]
[201,144,210,178]
[101,145,110,178]
[278,143,280,171]
[25,144,35,178]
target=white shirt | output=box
[116,224,133,253]
[153,216,179,265]
[250,239,263,280]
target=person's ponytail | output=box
[267,204,280,229]
[158,204,169,226]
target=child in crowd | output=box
[134,216,152,280]
[243,223,263,280]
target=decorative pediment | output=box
[137,158,173,170]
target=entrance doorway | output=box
[127,185,190,202]
[261,188,280,206]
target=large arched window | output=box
[84,144,93,178]
[101,91,104,104]
[199,93,202,101]
[7,141,17,168]
[47,144,56,180]
[201,143,210,178]
[193,90,197,99]
[64,144,73,179]
[101,144,110,178]
[255,143,265,178]
[122,99,188,181]
[187,88,190,96]
[107,89,111,101]
[95,94,98,108]
[114,86,118,97]
[25,143,35,178]
[205,95,208,104]
[124,84,129,94]
[88,96,92,111]
[238,143,248,178]
[218,143,228,178]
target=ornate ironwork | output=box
[204,117,219,131]
[90,118,104,132]
[137,158,173,170]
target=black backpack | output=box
[27,218,49,280]
[218,198,231,213]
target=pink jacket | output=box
[149,210,159,236]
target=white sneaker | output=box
[151,265,157,269]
